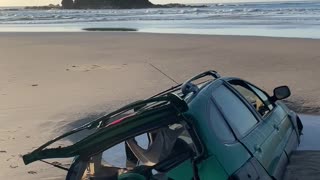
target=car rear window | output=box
[212,85,258,136]
[209,102,236,142]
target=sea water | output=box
[0,1,319,38]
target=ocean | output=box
[0,1,319,39]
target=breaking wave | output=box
[0,1,319,24]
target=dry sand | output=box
[0,32,319,179]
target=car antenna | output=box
[148,63,179,85]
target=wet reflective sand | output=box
[284,114,320,179]
[298,114,320,150]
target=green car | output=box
[23,70,303,180]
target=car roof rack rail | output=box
[181,70,220,96]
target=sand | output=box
[0,32,320,179]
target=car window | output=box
[212,85,258,136]
[209,101,236,142]
[228,80,271,117]
[74,122,195,179]
[248,84,274,111]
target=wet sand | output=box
[0,32,320,179]
[284,115,320,180]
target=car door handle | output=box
[254,145,262,153]
[273,124,280,131]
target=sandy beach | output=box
[0,32,320,179]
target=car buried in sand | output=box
[23,70,303,180]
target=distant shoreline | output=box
[82,27,137,31]
[23,3,206,10]
[0,26,319,40]
[24,4,60,10]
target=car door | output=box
[225,79,292,179]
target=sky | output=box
[0,0,304,7]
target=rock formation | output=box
[61,0,74,9]
[65,0,154,9]
[60,0,206,9]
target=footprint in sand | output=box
[67,64,124,72]
[28,171,37,174]
[10,165,18,168]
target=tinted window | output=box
[212,85,258,135]
[209,102,236,142]
[229,80,271,117]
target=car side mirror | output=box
[272,86,291,101]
